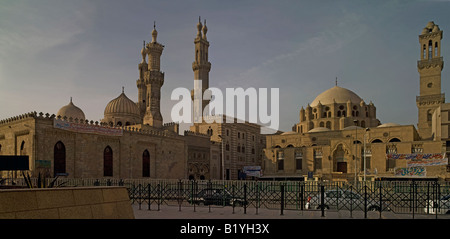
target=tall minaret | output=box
[137,40,148,118]
[192,17,211,119]
[416,21,444,139]
[139,23,165,127]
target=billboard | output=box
[243,166,261,177]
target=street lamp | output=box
[218,135,225,180]
[363,128,370,182]
[353,120,358,183]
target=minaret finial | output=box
[154,21,156,30]
[122,86,124,94]
[335,77,338,86]
[199,16,201,23]
[70,97,72,103]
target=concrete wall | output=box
[0,187,134,219]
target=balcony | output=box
[416,93,445,105]
[417,57,443,69]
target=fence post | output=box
[379,182,382,219]
[300,182,304,211]
[364,182,367,219]
[320,184,325,217]
[192,180,196,212]
[178,180,182,212]
[147,183,151,211]
[280,184,285,216]
[244,183,247,215]
[138,184,142,210]
[157,183,161,211]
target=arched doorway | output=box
[54,141,66,177]
[142,150,150,177]
[333,144,347,173]
[104,146,113,177]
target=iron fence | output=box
[2,177,450,218]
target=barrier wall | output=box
[0,186,134,219]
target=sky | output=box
[1,0,450,134]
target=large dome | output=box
[104,92,140,117]
[310,86,362,107]
[57,98,86,121]
[103,90,141,126]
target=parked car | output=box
[306,189,390,212]
[424,194,450,214]
[189,188,247,206]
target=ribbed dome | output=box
[311,86,362,107]
[104,92,140,117]
[57,98,85,120]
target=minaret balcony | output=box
[417,57,443,69]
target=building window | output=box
[54,141,66,177]
[142,150,150,177]
[295,151,303,170]
[435,42,438,57]
[428,40,433,59]
[104,146,113,177]
[277,151,284,171]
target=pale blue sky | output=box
[1,0,449,133]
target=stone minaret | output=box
[138,23,165,128]
[192,17,211,120]
[417,21,444,139]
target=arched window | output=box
[371,139,383,143]
[361,120,365,128]
[242,145,245,153]
[427,109,433,122]
[226,142,230,151]
[117,121,122,127]
[142,150,150,177]
[54,141,66,177]
[389,138,401,143]
[429,40,433,59]
[319,122,324,127]
[326,121,331,129]
[104,146,113,177]
[423,44,426,59]
[435,42,438,57]
[337,111,341,117]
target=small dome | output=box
[57,98,85,121]
[308,127,331,133]
[311,86,362,107]
[281,131,297,135]
[377,122,401,128]
[104,91,140,117]
[343,125,364,130]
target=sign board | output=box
[394,167,426,177]
[0,155,29,171]
[387,153,448,167]
[243,166,261,177]
[54,119,123,136]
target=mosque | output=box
[262,21,450,181]
[0,20,449,182]
[0,20,225,180]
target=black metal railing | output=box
[3,177,449,218]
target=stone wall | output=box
[0,187,134,219]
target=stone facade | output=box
[0,113,188,179]
[190,115,266,180]
[263,21,450,181]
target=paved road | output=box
[132,204,450,219]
